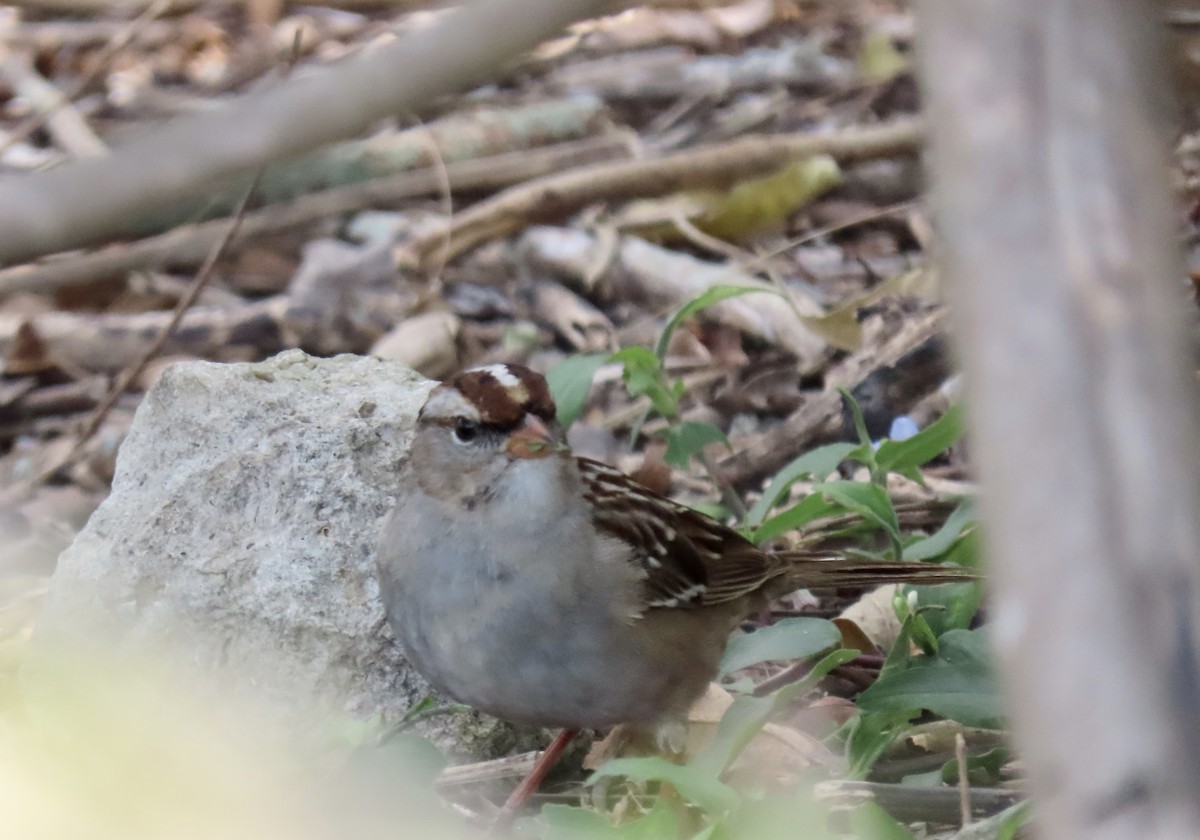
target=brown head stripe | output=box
[442,364,557,427]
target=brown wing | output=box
[577,457,777,608]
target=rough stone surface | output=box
[32,351,526,756]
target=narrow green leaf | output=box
[875,404,964,473]
[541,801,678,839]
[695,648,859,775]
[745,442,857,528]
[589,756,740,815]
[751,492,839,544]
[908,610,940,656]
[546,353,611,430]
[815,480,903,553]
[654,285,783,361]
[717,791,832,840]
[541,804,617,839]
[910,581,984,636]
[719,617,841,676]
[941,528,982,570]
[693,693,774,777]
[848,802,919,840]
[996,802,1034,840]
[611,346,659,373]
[842,441,879,470]
[845,710,918,778]
[613,346,678,419]
[838,388,873,449]
[663,421,729,468]
[878,610,914,682]
[940,747,1012,787]
[902,501,974,561]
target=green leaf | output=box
[814,480,903,555]
[695,647,858,776]
[845,710,918,778]
[611,346,660,377]
[751,492,839,544]
[879,607,916,675]
[838,388,874,449]
[654,285,783,361]
[612,347,678,419]
[940,747,1013,787]
[690,500,731,522]
[662,421,729,468]
[719,617,841,676]
[908,609,941,656]
[745,442,858,528]
[541,805,617,839]
[941,527,982,569]
[589,756,740,815]
[887,587,939,657]
[546,353,611,430]
[694,693,774,777]
[902,501,974,561]
[541,800,678,839]
[910,581,984,637]
[841,441,880,471]
[856,629,1002,727]
[719,791,833,840]
[848,801,919,840]
[996,802,1033,840]
[875,405,964,474]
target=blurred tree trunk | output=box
[916,2,1200,839]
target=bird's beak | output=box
[506,414,563,459]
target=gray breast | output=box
[377,490,684,729]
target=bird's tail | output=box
[768,550,978,593]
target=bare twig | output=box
[0,134,631,296]
[0,50,107,158]
[46,176,260,485]
[399,118,924,272]
[758,198,922,262]
[436,751,541,788]
[0,0,614,264]
[0,0,171,156]
[412,113,456,290]
[956,731,971,828]
[814,780,1020,825]
[719,307,948,488]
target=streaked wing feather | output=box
[578,458,975,609]
[578,458,774,608]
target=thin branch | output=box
[0,0,171,156]
[38,176,260,487]
[0,0,613,265]
[397,118,924,272]
[0,134,630,296]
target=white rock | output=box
[31,352,468,746]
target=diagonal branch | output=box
[0,0,613,266]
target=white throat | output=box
[486,456,577,529]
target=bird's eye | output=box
[453,418,479,444]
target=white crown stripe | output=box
[471,363,522,389]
